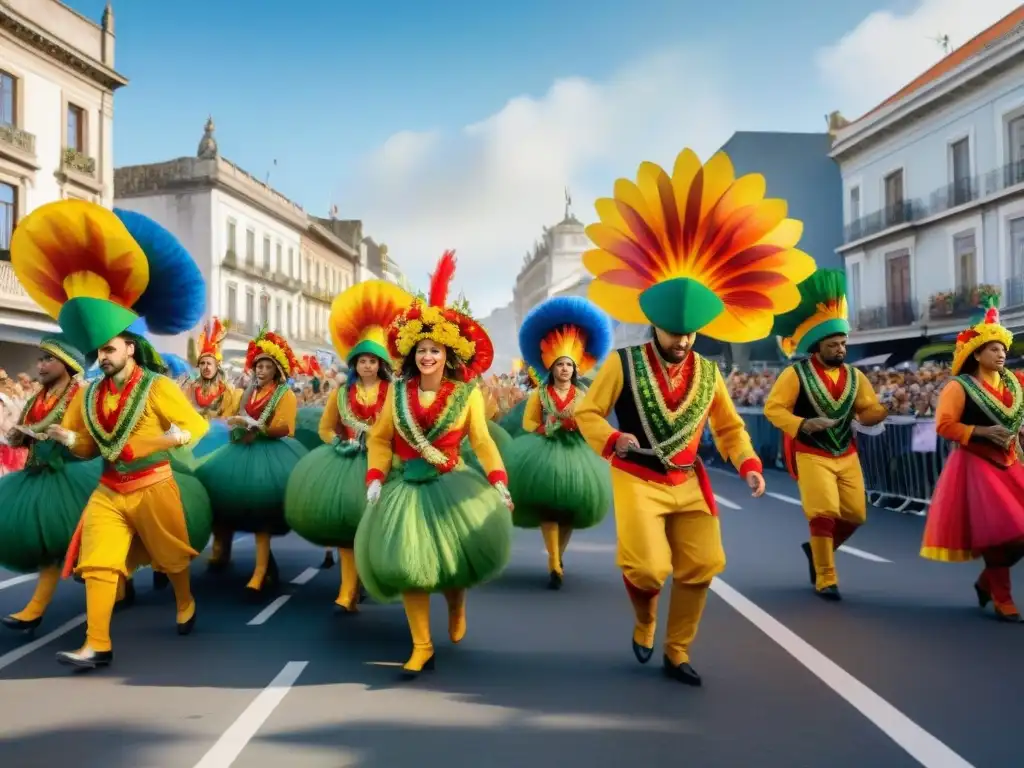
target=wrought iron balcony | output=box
[854,299,919,331]
[62,147,96,177]
[0,123,35,156]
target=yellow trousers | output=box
[795,452,867,590]
[611,466,724,665]
[76,478,198,651]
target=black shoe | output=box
[358,585,368,604]
[321,551,335,569]
[56,647,113,670]
[114,579,136,612]
[662,656,702,686]
[153,572,170,591]
[400,656,435,680]
[206,558,229,573]
[974,580,992,609]
[177,603,197,635]
[1,615,42,633]
[815,585,842,602]
[801,542,816,586]
[547,571,563,590]
[632,636,654,665]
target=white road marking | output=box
[0,573,38,591]
[714,494,741,510]
[766,491,802,505]
[289,567,319,586]
[192,661,308,768]
[710,578,974,768]
[0,614,87,673]
[247,596,291,626]
[838,545,892,564]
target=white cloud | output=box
[337,46,739,316]
[816,0,1021,120]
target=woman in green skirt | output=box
[504,296,614,589]
[195,327,307,594]
[355,250,514,677]
[285,279,411,610]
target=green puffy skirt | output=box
[175,471,214,553]
[0,457,102,573]
[505,429,612,530]
[284,440,367,548]
[460,420,514,476]
[195,437,309,535]
[499,399,528,438]
[354,460,513,603]
[295,406,325,451]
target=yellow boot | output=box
[2,565,60,631]
[167,569,197,635]
[335,548,359,612]
[809,535,841,601]
[56,572,118,669]
[246,533,278,592]
[401,592,435,676]
[557,524,573,570]
[663,581,708,686]
[540,522,563,589]
[444,588,467,643]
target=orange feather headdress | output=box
[196,316,228,364]
[245,326,298,379]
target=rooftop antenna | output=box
[265,158,277,186]
[929,34,951,55]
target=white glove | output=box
[493,480,513,510]
[166,424,191,446]
[366,479,382,505]
[45,425,75,447]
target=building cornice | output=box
[831,32,1024,161]
[305,222,358,264]
[0,4,128,91]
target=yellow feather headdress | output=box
[329,280,413,365]
[583,148,816,341]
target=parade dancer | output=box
[504,296,614,589]
[285,279,411,611]
[0,335,102,633]
[356,250,514,677]
[195,327,306,594]
[11,200,212,669]
[921,300,1024,622]
[764,269,888,601]
[575,147,815,685]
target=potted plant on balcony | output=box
[974,284,1001,308]
[929,290,954,317]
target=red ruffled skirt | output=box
[0,445,27,477]
[921,448,1024,562]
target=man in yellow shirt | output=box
[575,147,816,685]
[764,269,888,601]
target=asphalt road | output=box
[0,468,1019,768]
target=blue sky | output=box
[64,0,1019,314]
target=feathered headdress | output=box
[772,270,850,358]
[952,297,1012,376]
[10,201,205,367]
[298,354,323,378]
[245,326,298,379]
[526,365,540,388]
[38,333,86,375]
[330,279,412,365]
[196,316,229,364]
[388,250,494,377]
[583,148,816,340]
[518,296,613,377]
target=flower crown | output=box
[245,327,298,378]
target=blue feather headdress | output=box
[518,296,614,377]
[114,208,206,335]
[160,352,191,378]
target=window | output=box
[1008,117,1024,186]
[226,283,238,322]
[259,293,270,327]
[276,242,282,273]
[263,236,271,271]
[847,261,861,316]
[885,249,912,325]
[953,231,977,292]
[849,186,860,222]
[0,70,16,126]
[245,289,255,333]
[1010,218,1024,279]
[245,229,255,267]
[66,104,84,152]
[288,247,294,277]
[287,302,293,336]
[950,138,971,205]
[275,298,282,333]
[226,220,237,255]
[0,181,16,253]
[884,170,904,226]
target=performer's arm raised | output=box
[575,354,625,459]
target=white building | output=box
[832,7,1024,347]
[0,0,126,371]
[113,118,360,363]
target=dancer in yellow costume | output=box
[11,200,211,670]
[763,269,887,601]
[575,148,815,686]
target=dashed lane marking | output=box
[246,596,291,626]
[289,567,319,586]
[766,491,802,505]
[838,545,892,564]
[0,614,86,673]
[710,578,974,768]
[714,494,741,510]
[0,573,38,591]
[192,661,308,768]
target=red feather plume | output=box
[985,306,1000,324]
[428,250,457,308]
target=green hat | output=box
[57,297,141,356]
[772,269,850,358]
[38,333,87,374]
[638,277,725,335]
[347,338,390,365]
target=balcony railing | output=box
[844,201,916,242]
[0,260,47,314]
[854,300,919,332]
[62,147,96,177]
[0,123,36,156]
[929,177,979,213]
[926,286,996,321]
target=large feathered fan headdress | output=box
[329,279,413,365]
[583,148,816,341]
[388,250,494,378]
[952,296,1013,376]
[196,316,229,364]
[772,269,850,358]
[11,201,206,366]
[245,326,298,379]
[518,296,613,377]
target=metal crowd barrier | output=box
[699,408,951,516]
